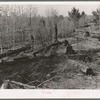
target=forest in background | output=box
[0,4,96,54]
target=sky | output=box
[36,4,100,16]
[1,2,100,16]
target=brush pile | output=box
[0,40,68,89]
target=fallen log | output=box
[0,45,31,59]
[0,40,65,59]
[68,59,88,72]
[68,59,96,76]
[45,41,64,52]
[33,41,65,57]
[1,80,36,89]
[13,56,30,61]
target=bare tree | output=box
[26,5,38,48]
[16,5,27,47]
[45,8,63,42]
[26,5,37,35]
[9,6,18,50]
[45,8,54,43]
[0,5,10,53]
[36,17,47,47]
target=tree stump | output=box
[84,31,90,37]
[65,44,76,54]
[65,40,69,46]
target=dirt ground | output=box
[41,37,100,89]
[1,36,100,89]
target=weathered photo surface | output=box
[0,1,100,90]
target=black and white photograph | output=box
[0,1,100,91]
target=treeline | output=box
[0,5,95,53]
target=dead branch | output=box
[37,75,59,87]
[27,80,41,85]
[28,65,39,77]
[33,41,65,57]
[1,80,36,89]
[49,67,65,74]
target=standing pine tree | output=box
[92,8,100,34]
[68,7,81,28]
[92,8,100,25]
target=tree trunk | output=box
[0,34,3,54]
[13,32,15,50]
[54,23,58,42]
